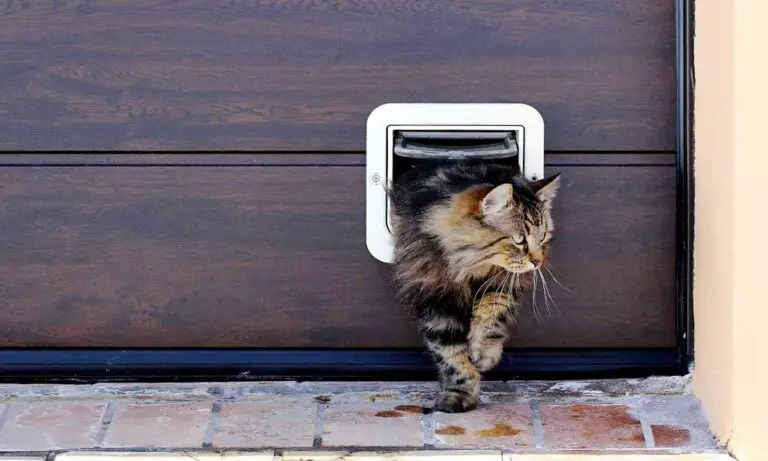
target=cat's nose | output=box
[528,252,544,269]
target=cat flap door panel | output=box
[393,131,518,160]
[366,103,545,263]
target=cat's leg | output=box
[468,291,516,373]
[421,313,480,413]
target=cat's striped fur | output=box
[389,161,561,413]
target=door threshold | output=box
[0,378,725,456]
[40,450,735,461]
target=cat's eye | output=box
[512,234,525,245]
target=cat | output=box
[389,160,561,413]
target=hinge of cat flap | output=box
[393,131,519,160]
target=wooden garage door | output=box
[0,2,676,351]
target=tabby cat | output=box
[389,160,561,413]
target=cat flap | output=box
[365,103,545,263]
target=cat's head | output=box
[426,173,561,277]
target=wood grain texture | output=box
[0,158,675,348]
[0,0,675,151]
[0,152,677,166]
[0,153,366,166]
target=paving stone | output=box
[322,402,425,447]
[503,454,734,461]
[103,401,212,448]
[213,397,316,447]
[652,424,693,447]
[54,453,275,461]
[434,402,535,449]
[630,395,717,449]
[0,402,105,450]
[539,404,646,449]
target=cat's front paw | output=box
[434,391,478,413]
[470,342,504,373]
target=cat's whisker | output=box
[531,269,543,324]
[472,270,499,303]
[535,269,552,318]
[538,267,560,316]
[511,273,522,319]
[536,268,552,317]
[497,271,511,313]
[507,273,516,312]
[542,264,572,293]
[473,270,504,308]
[492,272,506,305]
[541,268,557,316]
[543,271,560,314]
[497,272,512,307]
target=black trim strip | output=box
[0,349,679,383]
[675,0,695,372]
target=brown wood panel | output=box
[0,157,675,348]
[0,1,675,151]
[0,153,366,166]
[0,153,676,166]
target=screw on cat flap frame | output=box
[365,103,545,263]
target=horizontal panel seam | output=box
[0,163,677,168]
[0,151,677,154]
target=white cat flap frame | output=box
[365,103,545,264]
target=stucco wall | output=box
[693,1,768,460]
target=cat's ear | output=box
[480,183,514,215]
[530,173,561,205]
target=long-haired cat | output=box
[389,160,561,413]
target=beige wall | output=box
[694,1,768,460]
